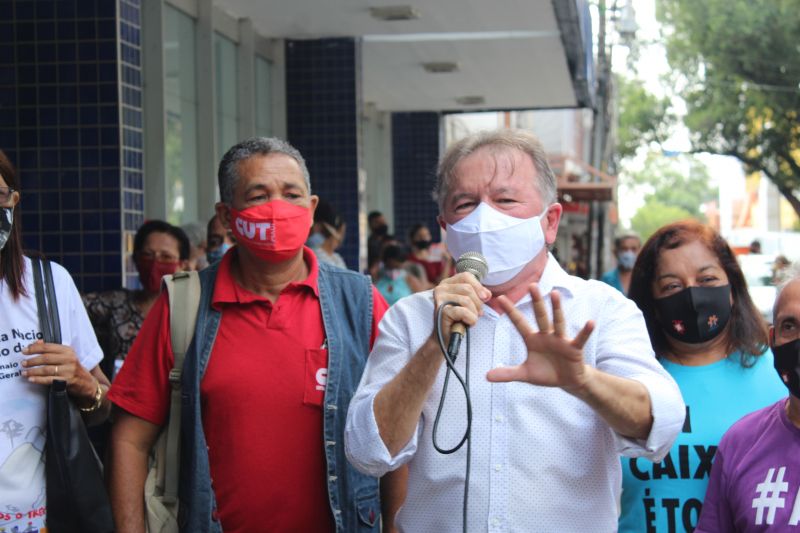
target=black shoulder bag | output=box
[31,258,115,533]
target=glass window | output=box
[164,5,198,225]
[215,33,238,163]
[255,56,272,137]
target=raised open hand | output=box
[486,283,595,391]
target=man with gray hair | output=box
[345,129,685,531]
[697,266,800,531]
[108,137,394,532]
[181,221,209,270]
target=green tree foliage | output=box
[631,200,693,241]
[616,76,674,160]
[659,0,800,216]
[627,154,717,239]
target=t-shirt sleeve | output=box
[695,445,734,532]
[370,285,389,349]
[52,262,104,372]
[107,291,174,426]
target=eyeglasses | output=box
[0,187,15,204]
[137,250,179,263]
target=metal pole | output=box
[589,0,608,279]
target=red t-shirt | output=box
[408,254,450,283]
[109,247,388,533]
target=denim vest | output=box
[177,260,381,532]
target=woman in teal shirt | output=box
[619,220,785,533]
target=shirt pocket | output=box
[303,348,329,408]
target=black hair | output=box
[407,222,429,243]
[0,149,25,300]
[314,199,344,229]
[382,242,409,264]
[133,220,191,261]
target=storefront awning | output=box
[549,155,615,202]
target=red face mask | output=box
[136,257,180,293]
[230,200,312,262]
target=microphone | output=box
[448,252,489,358]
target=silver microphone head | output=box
[456,252,489,283]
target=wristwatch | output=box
[79,380,105,413]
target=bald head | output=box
[773,278,800,347]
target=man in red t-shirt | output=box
[107,138,401,533]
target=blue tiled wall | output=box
[0,0,144,292]
[285,37,362,270]
[392,112,441,242]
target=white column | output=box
[195,0,217,217]
[269,39,287,139]
[237,18,256,140]
[141,0,167,219]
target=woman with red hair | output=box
[618,220,786,532]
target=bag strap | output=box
[31,258,61,344]
[161,270,201,504]
[43,259,62,344]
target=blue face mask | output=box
[206,242,232,265]
[618,250,637,270]
[307,232,326,248]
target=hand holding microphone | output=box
[432,252,490,358]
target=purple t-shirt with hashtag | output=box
[697,398,800,532]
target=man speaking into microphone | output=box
[345,129,686,532]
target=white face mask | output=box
[445,202,549,286]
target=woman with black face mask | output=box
[406,222,451,288]
[618,220,786,533]
[0,149,112,530]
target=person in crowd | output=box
[308,199,347,269]
[772,255,792,285]
[695,269,800,531]
[0,149,110,531]
[619,220,786,532]
[345,129,685,532]
[367,210,389,275]
[601,233,641,295]
[205,213,235,265]
[107,137,402,532]
[374,240,426,306]
[750,239,763,254]
[83,220,191,380]
[406,222,452,288]
[181,221,208,271]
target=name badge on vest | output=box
[304,347,328,407]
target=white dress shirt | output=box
[345,255,685,532]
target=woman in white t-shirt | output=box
[0,149,109,532]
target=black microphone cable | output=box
[432,301,472,533]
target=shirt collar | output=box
[212,246,320,308]
[483,253,576,318]
[534,253,577,299]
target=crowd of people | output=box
[1,130,799,532]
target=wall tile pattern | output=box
[285,37,362,270]
[0,0,144,292]
[392,112,441,242]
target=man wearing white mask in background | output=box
[345,129,686,532]
[601,234,641,295]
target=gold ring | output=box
[54,366,58,376]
